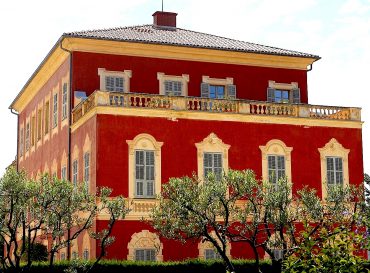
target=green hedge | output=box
[27,259,279,273]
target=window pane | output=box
[136,166,144,180]
[146,181,154,197]
[146,166,154,180]
[136,181,143,196]
[135,250,145,261]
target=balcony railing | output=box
[72,91,361,124]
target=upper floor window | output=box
[37,108,42,141]
[53,93,58,128]
[62,83,68,120]
[326,157,343,186]
[84,152,90,192]
[98,68,132,93]
[72,160,78,187]
[44,100,50,135]
[61,165,67,180]
[260,139,292,191]
[135,249,156,261]
[201,76,236,99]
[31,115,36,147]
[195,133,230,181]
[267,81,300,103]
[157,73,189,96]
[19,127,24,157]
[268,155,286,188]
[25,122,30,151]
[318,138,349,199]
[135,150,155,198]
[127,134,163,200]
[204,152,222,180]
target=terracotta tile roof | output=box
[64,24,320,59]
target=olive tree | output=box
[0,167,128,273]
[151,173,240,273]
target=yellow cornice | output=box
[12,46,69,112]
[63,37,315,70]
[71,106,362,133]
[11,36,316,113]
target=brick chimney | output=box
[152,11,177,28]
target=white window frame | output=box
[127,134,163,200]
[318,138,349,199]
[326,156,343,186]
[62,82,68,120]
[195,133,230,182]
[260,139,293,192]
[19,126,24,157]
[267,80,300,104]
[53,92,58,128]
[61,165,67,180]
[135,150,155,198]
[203,152,223,180]
[25,121,30,152]
[201,76,236,99]
[98,68,132,93]
[135,249,156,261]
[72,159,78,187]
[84,152,90,192]
[267,154,286,186]
[157,72,189,96]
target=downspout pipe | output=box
[59,37,73,261]
[307,64,313,72]
[10,109,19,172]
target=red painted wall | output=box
[18,58,70,177]
[95,220,262,260]
[72,51,309,103]
[96,114,363,198]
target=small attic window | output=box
[98,68,132,93]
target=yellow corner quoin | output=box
[70,106,363,134]
[11,36,316,113]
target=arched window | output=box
[127,134,163,199]
[318,138,349,199]
[127,230,163,261]
[195,133,230,181]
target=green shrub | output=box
[28,259,275,273]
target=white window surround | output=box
[318,138,349,199]
[195,133,230,181]
[127,230,163,261]
[98,68,132,92]
[202,76,233,86]
[157,72,189,96]
[127,134,163,199]
[268,80,298,91]
[259,139,293,188]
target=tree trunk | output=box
[252,246,261,273]
[271,259,282,273]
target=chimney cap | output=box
[152,11,177,29]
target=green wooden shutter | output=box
[267,87,275,102]
[292,88,301,103]
[201,83,210,98]
[226,84,236,99]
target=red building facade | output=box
[10,12,363,261]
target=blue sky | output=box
[0,0,369,176]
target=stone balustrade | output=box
[72,90,361,124]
